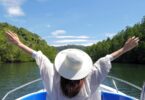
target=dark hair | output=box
[60,76,84,98]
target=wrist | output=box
[17,42,23,47]
[122,47,128,54]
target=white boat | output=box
[2,75,143,100]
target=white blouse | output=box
[32,51,113,100]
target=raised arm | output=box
[5,30,35,55]
[111,36,139,60]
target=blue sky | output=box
[0,0,145,46]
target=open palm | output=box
[5,30,21,45]
[123,36,139,52]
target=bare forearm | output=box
[17,43,35,56]
[111,47,126,60]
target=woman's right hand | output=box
[5,30,22,45]
[5,30,34,55]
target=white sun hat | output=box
[54,49,93,80]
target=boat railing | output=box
[107,75,142,91]
[140,82,145,100]
[2,78,42,100]
[2,75,142,100]
[105,76,142,99]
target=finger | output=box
[126,37,132,43]
[134,37,139,42]
[5,32,12,41]
[132,37,139,43]
[6,31,15,39]
[7,30,17,37]
[6,30,12,35]
[5,32,17,42]
[136,39,139,45]
[5,31,11,37]
[134,40,139,46]
[6,33,14,40]
[130,36,135,41]
[130,36,137,43]
[6,35,17,44]
[132,36,135,38]
[136,39,139,42]
[8,30,18,37]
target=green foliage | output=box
[0,22,57,63]
[85,17,145,64]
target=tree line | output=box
[0,22,57,63]
[85,16,145,64]
[1,16,145,64]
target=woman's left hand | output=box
[111,36,139,60]
[123,36,139,53]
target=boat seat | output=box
[101,91,134,100]
[19,92,47,100]
[19,91,135,100]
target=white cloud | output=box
[51,40,98,47]
[42,35,90,40]
[55,35,89,39]
[49,29,90,39]
[50,44,67,47]
[1,0,25,17]
[51,43,91,47]
[7,6,24,16]
[51,30,66,36]
[56,39,87,43]
[55,39,98,44]
[47,29,98,47]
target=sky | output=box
[0,0,145,46]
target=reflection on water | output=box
[110,63,145,87]
[0,62,40,99]
[0,63,145,99]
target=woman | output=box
[5,30,139,100]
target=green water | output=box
[111,63,145,86]
[0,62,145,99]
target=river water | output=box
[0,62,145,100]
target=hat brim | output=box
[54,49,93,80]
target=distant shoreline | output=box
[1,61,145,65]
